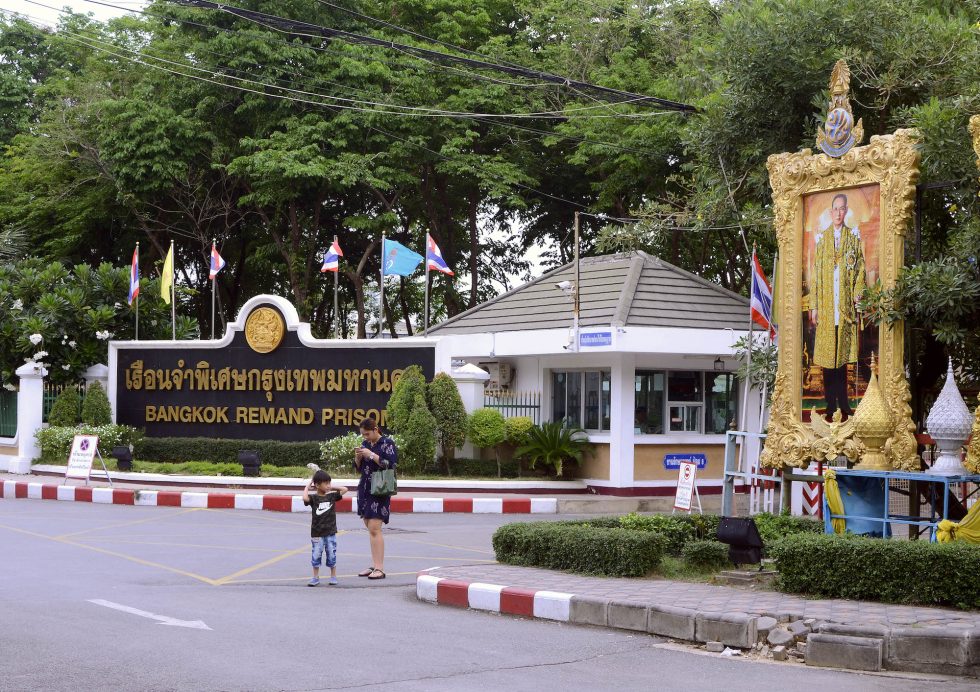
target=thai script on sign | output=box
[124,360,405,402]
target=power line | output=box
[164,0,697,113]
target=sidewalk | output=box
[417,563,980,678]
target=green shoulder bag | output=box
[370,468,397,497]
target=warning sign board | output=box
[66,435,99,481]
[673,461,698,511]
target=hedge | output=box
[681,540,730,571]
[770,533,980,609]
[492,521,666,577]
[36,424,144,462]
[135,437,322,467]
[618,512,818,556]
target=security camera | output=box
[555,280,573,291]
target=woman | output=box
[354,416,397,580]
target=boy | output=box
[303,470,347,586]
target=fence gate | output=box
[483,390,541,424]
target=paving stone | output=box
[772,645,788,661]
[767,628,795,647]
[706,641,724,653]
[756,616,778,641]
[806,634,882,672]
[787,620,811,640]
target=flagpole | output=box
[737,247,756,473]
[211,238,216,340]
[759,251,778,429]
[333,235,340,340]
[424,235,430,337]
[378,234,385,339]
[170,240,176,341]
[134,242,140,341]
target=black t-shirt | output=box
[304,491,343,537]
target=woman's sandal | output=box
[367,569,386,580]
[358,567,374,577]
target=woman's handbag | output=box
[370,468,398,496]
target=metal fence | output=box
[483,389,541,424]
[0,389,16,437]
[42,382,86,423]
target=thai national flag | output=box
[209,243,227,280]
[750,250,774,335]
[425,234,454,276]
[127,247,140,305]
[321,239,343,273]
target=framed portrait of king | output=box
[761,128,920,470]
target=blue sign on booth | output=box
[579,330,613,348]
[663,453,707,470]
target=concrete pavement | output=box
[1,502,974,690]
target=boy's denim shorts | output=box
[311,535,337,568]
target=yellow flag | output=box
[161,244,174,305]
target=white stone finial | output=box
[926,357,972,475]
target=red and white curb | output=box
[416,571,573,621]
[0,481,557,514]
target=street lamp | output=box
[714,357,725,372]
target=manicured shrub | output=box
[450,458,520,478]
[47,387,81,427]
[387,365,425,432]
[81,381,112,425]
[619,513,698,556]
[36,424,143,462]
[770,533,980,609]
[427,373,467,465]
[493,521,666,577]
[504,416,534,446]
[682,540,730,571]
[468,407,507,477]
[751,512,822,545]
[401,391,437,474]
[135,437,322,467]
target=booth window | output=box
[551,370,610,431]
[635,370,737,435]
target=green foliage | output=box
[35,424,143,462]
[770,533,980,609]
[47,387,81,427]
[681,540,731,571]
[135,437,322,467]
[387,365,426,432]
[468,407,507,476]
[319,431,405,472]
[751,512,823,545]
[619,513,698,556]
[401,391,438,474]
[426,372,468,460]
[492,521,666,577]
[504,416,534,446]
[80,381,111,425]
[514,422,590,477]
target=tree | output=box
[427,372,468,473]
[81,381,112,426]
[401,390,437,474]
[47,387,81,427]
[468,407,507,477]
[387,365,426,432]
[515,422,590,477]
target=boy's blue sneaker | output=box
[307,578,320,587]
[328,577,338,586]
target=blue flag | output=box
[382,239,423,277]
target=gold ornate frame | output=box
[971,115,980,180]
[761,129,920,470]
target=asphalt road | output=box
[0,501,973,691]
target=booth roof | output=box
[428,251,749,335]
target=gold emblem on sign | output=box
[245,307,285,354]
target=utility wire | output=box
[164,0,697,112]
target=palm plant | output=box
[515,422,591,477]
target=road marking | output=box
[385,535,494,555]
[72,537,294,553]
[200,507,306,527]
[0,522,220,586]
[56,508,204,539]
[213,545,309,585]
[87,599,212,630]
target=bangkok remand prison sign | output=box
[108,296,436,441]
